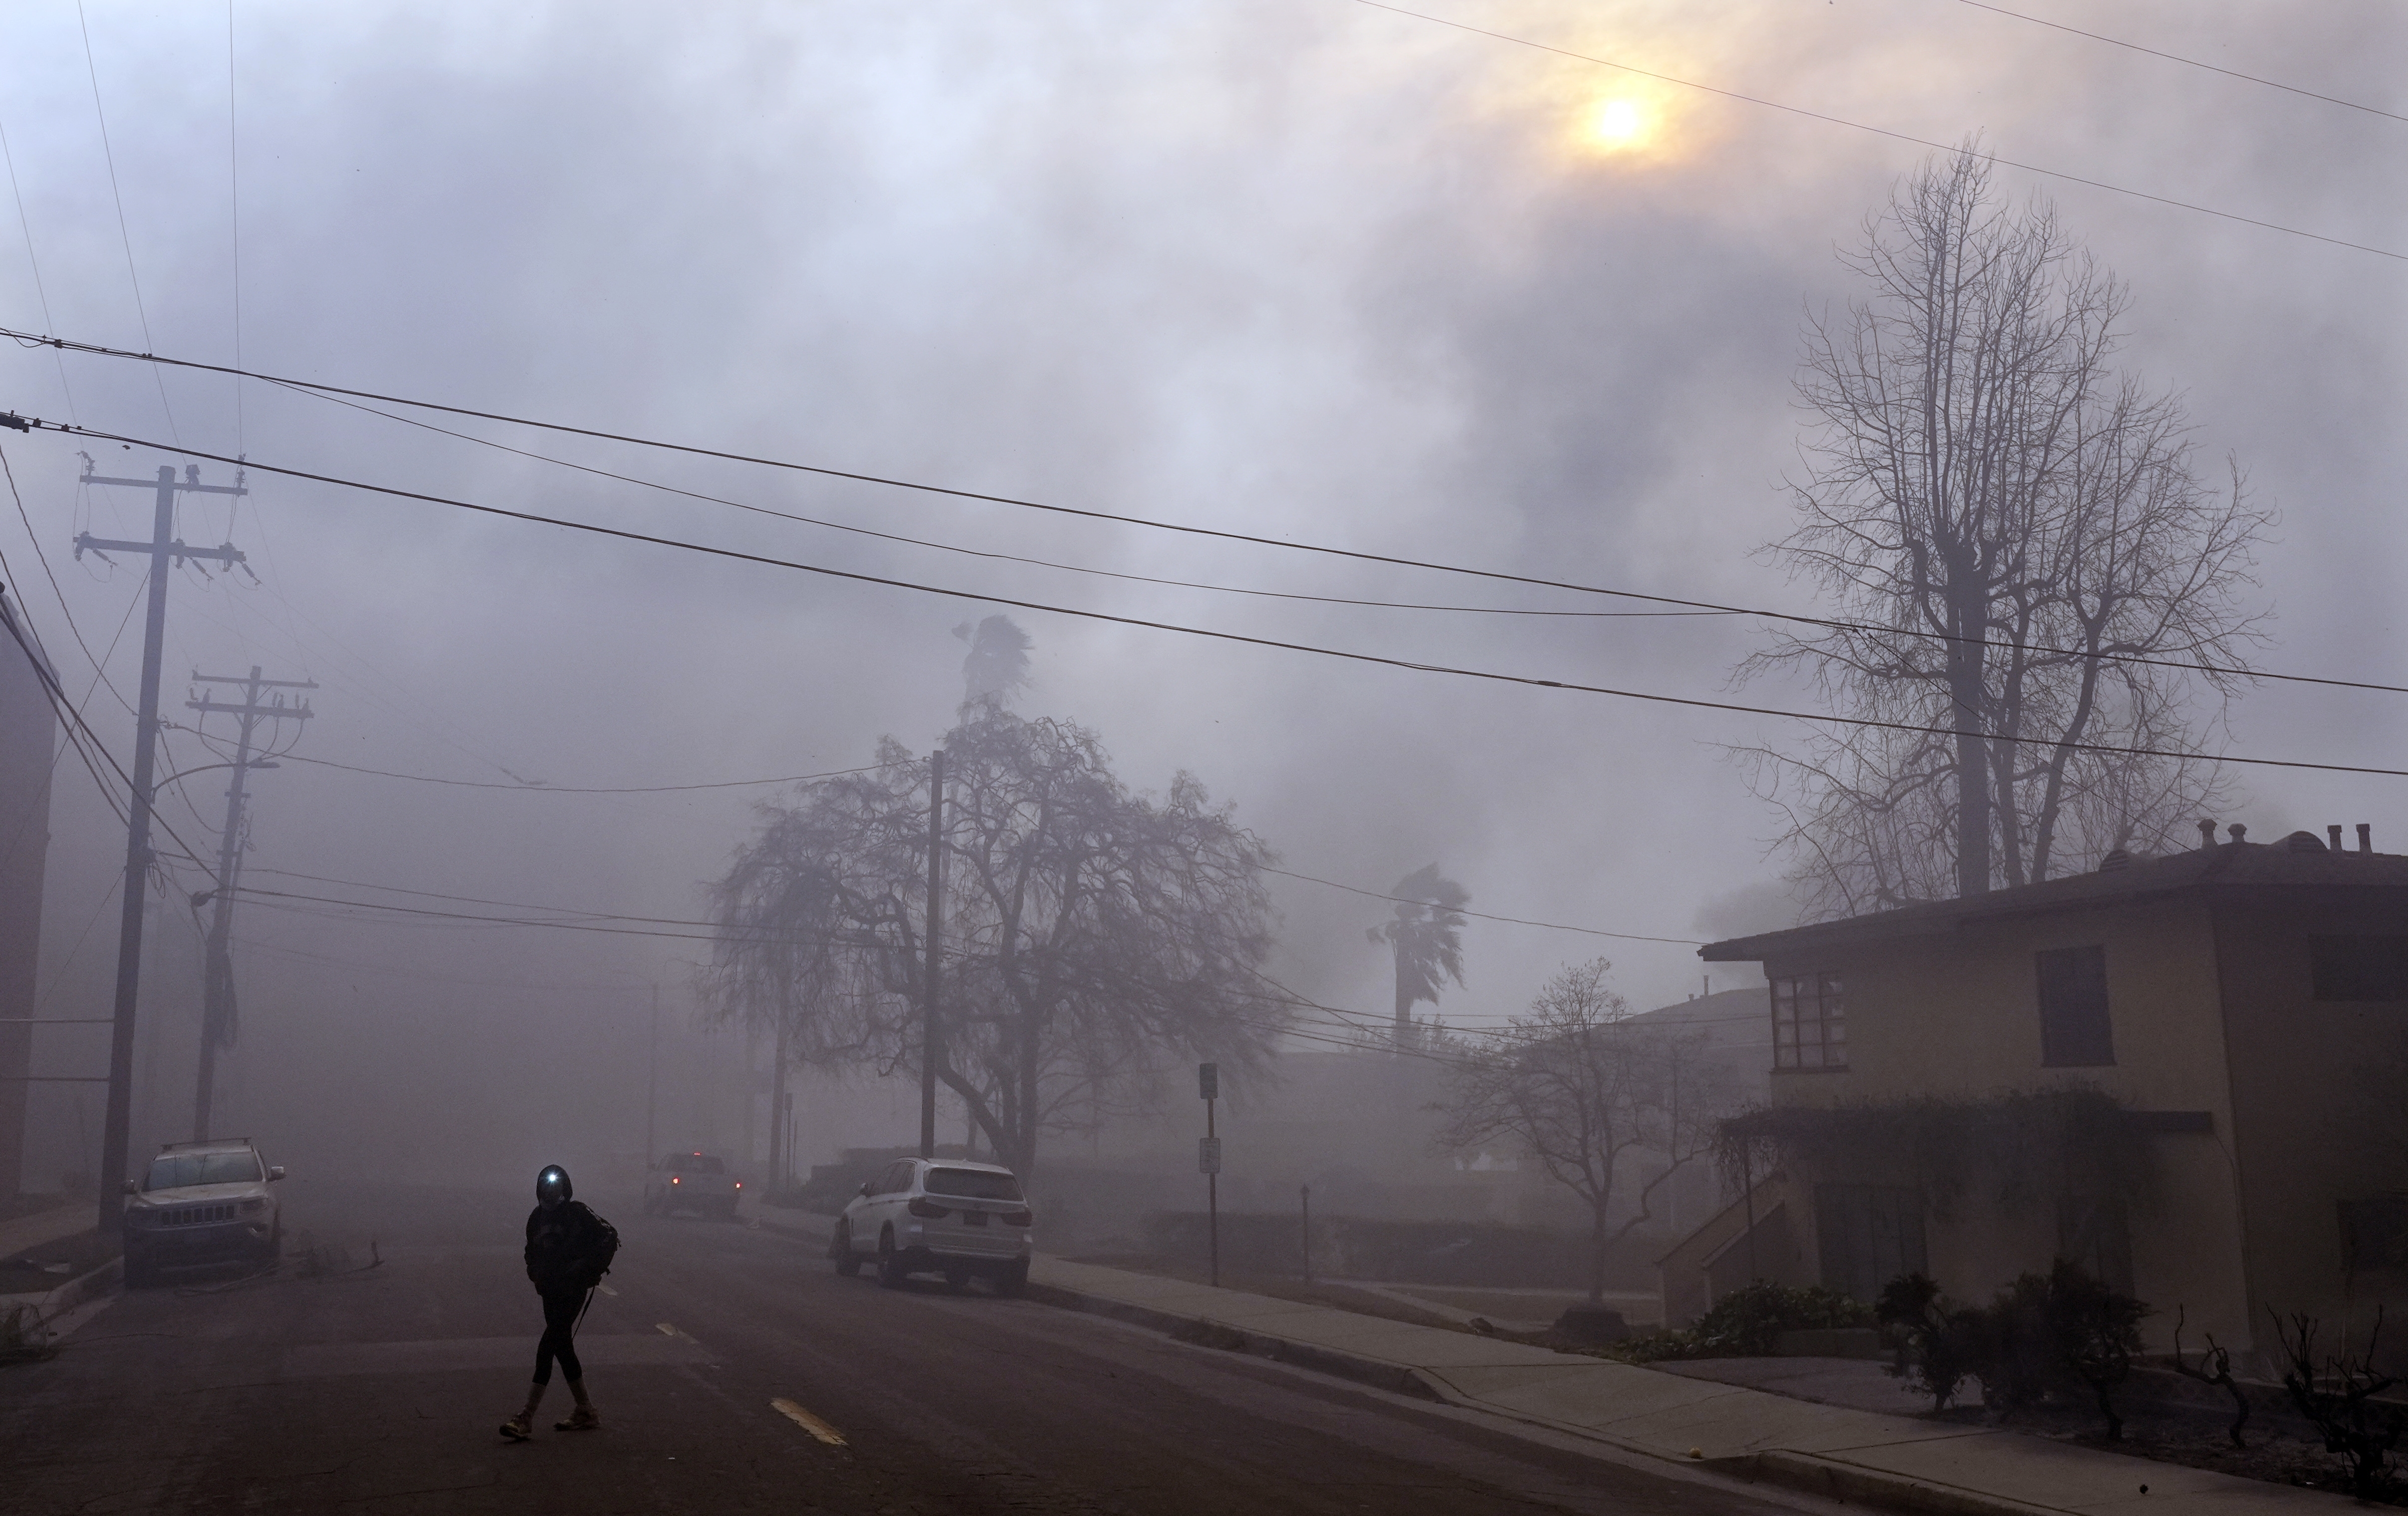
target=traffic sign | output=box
[1198,1136,1222,1175]
[1198,1062,1218,1101]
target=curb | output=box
[1021,1274,2108,1516]
[1735,1451,2069,1516]
[1020,1280,1445,1402]
[1,1254,121,1343]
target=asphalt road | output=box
[0,1184,1821,1515]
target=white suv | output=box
[831,1158,1032,1294]
[121,1138,285,1286]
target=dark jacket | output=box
[524,1199,615,1296]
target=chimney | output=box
[2227,824,2248,844]
[2360,824,2374,856]
[2197,819,2217,850]
[2330,825,2346,853]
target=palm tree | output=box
[1367,864,1469,1048]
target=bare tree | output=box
[704,706,1282,1178]
[1368,864,1468,1048]
[1738,147,2270,914]
[1437,960,1733,1302]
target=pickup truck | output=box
[642,1150,742,1219]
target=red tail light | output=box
[734,1181,742,1189]
[1001,1208,1033,1227]
[670,1176,680,1185]
[907,1197,950,1219]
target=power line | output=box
[72,2,180,442]
[224,0,244,458]
[0,118,76,422]
[8,330,2401,698]
[1265,866,1698,944]
[235,749,901,795]
[32,421,2408,786]
[1949,0,2408,126]
[265,374,1726,625]
[1345,0,2408,264]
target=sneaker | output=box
[555,1404,600,1432]
[499,1413,533,1442]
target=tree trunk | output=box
[1588,1201,1609,1303]
[1947,590,1991,897]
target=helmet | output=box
[536,1165,572,1206]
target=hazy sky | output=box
[1,1,2402,1168]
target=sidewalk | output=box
[0,1201,99,1263]
[1020,1255,2347,1516]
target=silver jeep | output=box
[121,1138,285,1286]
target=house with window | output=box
[1658,824,2408,1369]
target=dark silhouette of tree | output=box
[705,706,1280,1177]
[1367,864,1467,1048]
[1436,960,1732,1301]
[1737,146,2268,914]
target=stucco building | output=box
[1661,823,2408,1369]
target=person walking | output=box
[499,1164,619,1441]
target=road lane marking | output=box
[771,1398,846,1446]
[596,1284,618,1297]
[655,1322,698,1342]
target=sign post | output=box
[1198,1062,1219,1288]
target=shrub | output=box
[1877,1261,2146,1436]
[2272,1307,2402,1501]
[1691,1282,1874,1355]
[1609,1282,1873,1362]
[1877,1273,1987,1411]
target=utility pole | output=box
[187,664,314,1140]
[76,462,246,1237]
[644,983,659,1165]
[919,748,945,1161]
[1199,1062,1221,1287]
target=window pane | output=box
[2313,936,2408,1002]
[2036,945,2114,1067]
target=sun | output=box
[1584,97,1655,154]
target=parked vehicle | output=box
[830,1157,1031,1294]
[121,1138,284,1286]
[643,1150,743,1218]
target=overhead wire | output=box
[263,374,1726,624]
[1266,866,1700,944]
[0,540,221,883]
[31,421,2408,785]
[1345,0,2408,264]
[0,119,76,422]
[255,750,902,795]
[72,2,181,441]
[8,329,2402,698]
[1948,0,2408,126]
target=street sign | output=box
[1198,1136,1222,1175]
[1198,1062,1217,1101]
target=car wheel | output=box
[994,1258,1029,1298]
[122,1253,152,1290]
[876,1229,908,1289]
[831,1222,861,1276]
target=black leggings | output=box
[532,1289,588,1386]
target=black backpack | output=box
[582,1205,621,1281]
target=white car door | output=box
[860,1160,911,1255]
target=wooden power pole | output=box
[187,664,314,1140]
[76,462,246,1236]
[920,748,945,1160]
